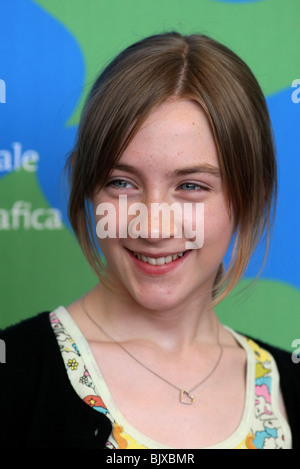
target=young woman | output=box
[1,32,299,449]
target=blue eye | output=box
[110,179,133,189]
[180,183,208,191]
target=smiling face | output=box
[93,99,234,312]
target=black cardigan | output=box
[0,312,300,449]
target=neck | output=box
[84,281,219,354]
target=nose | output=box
[128,197,183,242]
[150,202,181,240]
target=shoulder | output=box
[0,312,54,363]
[240,333,300,393]
[0,311,113,447]
[243,334,300,448]
[0,312,55,441]
[0,311,57,386]
[0,311,52,339]
[236,332,300,402]
[246,335,300,381]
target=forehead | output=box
[119,99,219,170]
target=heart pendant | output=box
[180,389,194,405]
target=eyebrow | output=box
[114,163,221,178]
[171,165,221,178]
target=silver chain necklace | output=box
[81,297,223,405]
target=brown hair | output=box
[67,32,277,304]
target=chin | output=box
[134,283,199,313]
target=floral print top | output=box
[50,307,292,449]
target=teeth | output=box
[133,252,185,265]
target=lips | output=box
[132,251,186,266]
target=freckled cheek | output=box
[92,197,119,256]
[182,200,233,246]
[203,209,234,249]
[93,198,143,244]
[95,234,128,278]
